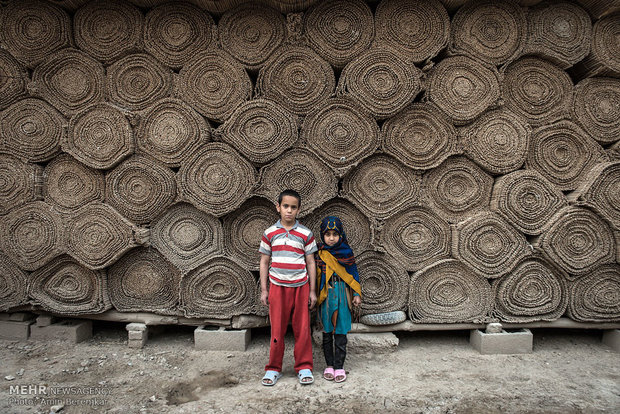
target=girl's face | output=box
[324,229,340,247]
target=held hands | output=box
[353,296,361,307]
[309,291,317,310]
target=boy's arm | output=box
[306,253,317,309]
[259,253,270,306]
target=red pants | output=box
[265,282,313,373]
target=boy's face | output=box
[276,195,300,223]
[323,229,340,247]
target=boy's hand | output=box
[309,291,317,309]
[261,290,269,306]
[353,296,361,306]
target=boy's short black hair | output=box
[277,189,301,207]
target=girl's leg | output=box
[322,331,334,367]
[334,333,347,370]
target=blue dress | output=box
[319,276,357,335]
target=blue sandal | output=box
[297,369,314,385]
[262,370,282,386]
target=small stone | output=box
[149,395,156,402]
[486,323,503,334]
[140,371,144,376]
[4,375,15,381]
[80,360,89,367]
[43,357,49,362]
[227,354,233,358]
[17,368,24,376]
[50,404,64,413]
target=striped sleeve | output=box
[258,230,271,255]
[304,232,318,255]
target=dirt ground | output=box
[1,321,619,414]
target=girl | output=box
[316,216,362,383]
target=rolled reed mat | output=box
[178,142,256,217]
[267,0,322,13]
[356,251,409,315]
[219,3,286,70]
[222,197,279,272]
[426,55,500,125]
[256,148,337,217]
[524,1,591,69]
[66,202,138,270]
[450,0,525,66]
[409,259,492,323]
[422,156,493,223]
[575,0,620,19]
[45,0,90,10]
[460,108,531,175]
[303,0,374,69]
[610,142,620,161]
[0,251,28,311]
[567,264,620,322]
[573,77,620,145]
[374,0,449,63]
[0,154,43,216]
[107,52,173,112]
[74,0,143,63]
[108,248,181,315]
[306,197,372,254]
[492,254,568,323]
[43,153,104,212]
[526,120,607,191]
[616,231,620,264]
[178,48,252,123]
[341,154,421,220]
[256,46,335,116]
[30,255,111,315]
[302,98,380,177]
[65,103,134,170]
[378,206,451,272]
[337,49,422,120]
[217,98,298,165]
[151,202,223,274]
[382,102,458,171]
[538,206,615,278]
[502,56,573,127]
[453,211,529,279]
[0,50,27,110]
[490,170,567,235]
[572,12,620,79]
[179,257,258,319]
[0,0,72,68]
[0,98,63,163]
[0,201,64,271]
[137,98,211,168]
[144,2,217,71]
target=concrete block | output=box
[0,313,10,321]
[0,320,34,340]
[486,323,503,333]
[128,331,144,341]
[347,332,399,353]
[602,329,620,352]
[36,315,57,327]
[9,312,35,322]
[29,320,92,343]
[470,328,533,355]
[126,322,147,332]
[194,326,250,351]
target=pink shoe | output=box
[323,367,334,380]
[334,369,346,383]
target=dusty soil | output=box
[1,322,619,414]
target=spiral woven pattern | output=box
[492,254,568,323]
[0,201,64,271]
[426,55,500,125]
[451,0,525,66]
[0,154,42,215]
[461,109,531,175]
[108,248,181,315]
[219,3,286,69]
[453,211,529,279]
[423,156,493,223]
[178,142,255,217]
[337,49,422,120]
[356,251,409,315]
[570,161,620,230]
[375,0,449,63]
[257,148,337,217]
[74,0,143,63]
[573,77,620,145]
[539,206,615,277]
[0,252,28,311]
[490,170,567,235]
[379,206,451,272]
[30,255,110,315]
[303,0,374,69]
[179,257,258,318]
[178,49,252,123]
[573,12,620,79]
[65,103,134,170]
[502,57,573,127]
[342,154,421,220]
[0,50,27,110]
[409,259,492,323]
[302,98,380,176]
[44,153,104,212]
[0,0,72,68]
[567,264,620,322]
[257,46,335,116]
[144,2,217,70]
[66,202,137,270]
[526,120,606,191]
[218,98,298,165]
[0,98,63,162]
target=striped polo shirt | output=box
[259,220,318,287]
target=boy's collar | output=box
[276,219,298,229]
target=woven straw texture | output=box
[567,264,620,322]
[492,254,568,323]
[569,161,620,230]
[0,153,43,215]
[0,252,28,311]
[0,50,27,110]
[108,248,181,315]
[356,251,409,316]
[491,170,568,235]
[30,255,111,315]
[44,153,104,212]
[572,77,620,145]
[409,259,492,323]
[572,12,620,79]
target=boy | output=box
[259,189,317,386]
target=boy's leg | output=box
[322,332,334,367]
[291,283,313,372]
[265,284,293,373]
[334,334,347,370]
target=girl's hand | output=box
[353,296,361,306]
